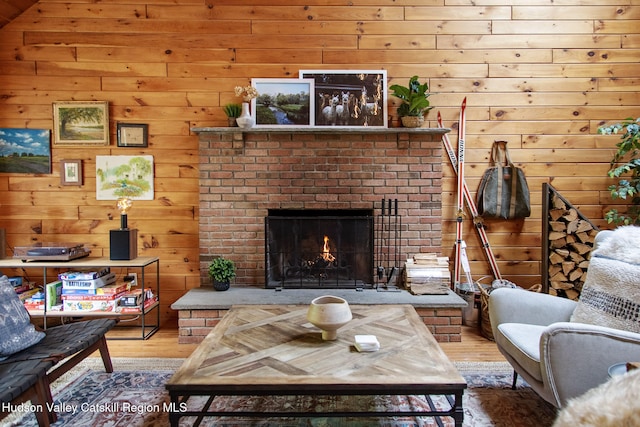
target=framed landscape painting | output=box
[299,70,387,128]
[251,78,314,127]
[0,128,51,174]
[53,101,109,146]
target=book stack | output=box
[404,254,451,295]
[24,280,63,311]
[59,268,123,313]
[10,276,38,303]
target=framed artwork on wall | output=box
[251,78,315,127]
[298,70,388,128]
[117,123,148,147]
[53,101,109,146]
[60,159,83,186]
[0,128,51,174]
[96,155,154,200]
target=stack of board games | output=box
[116,287,157,313]
[59,268,124,313]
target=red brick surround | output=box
[177,307,462,344]
[198,130,443,287]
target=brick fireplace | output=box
[265,208,375,289]
[197,128,446,287]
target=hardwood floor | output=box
[99,323,506,363]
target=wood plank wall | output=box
[0,0,638,325]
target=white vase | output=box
[307,295,352,340]
[235,102,254,129]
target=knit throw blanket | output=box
[570,226,640,333]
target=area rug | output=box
[3,358,558,427]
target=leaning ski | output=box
[453,98,467,288]
[438,108,503,281]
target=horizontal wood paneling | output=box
[0,0,638,326]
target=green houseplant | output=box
[208,257,236,291]
[223,103,242,127]
[389,75,433,127]
[598,117,640,225]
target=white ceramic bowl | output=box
[306,295,352,340]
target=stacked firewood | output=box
[404,254,451,295]
[547,194,599,300]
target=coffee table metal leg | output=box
[168,393,180,427]
[452,390,464,427]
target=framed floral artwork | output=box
[53,101,109,146]
[96,155,154,200]
[298,70,388,128]
[250,78,315,127]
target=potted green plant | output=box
[389,75,433,128]
[223,103,242,127]
[208,257,236,291]
[598,117,640,225]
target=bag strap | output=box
[492,140,513,167]
[490,141,505,216]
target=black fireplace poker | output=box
[377,198,401,292]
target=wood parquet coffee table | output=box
[166,304,466,426]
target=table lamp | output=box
[110,197,138,260]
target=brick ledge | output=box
[173,287,465,344]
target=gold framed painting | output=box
[53,101,109,146]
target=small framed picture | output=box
[53,101,109,146]
[117,123,148,147]
[60,159,83,186]
[251,78,315,127]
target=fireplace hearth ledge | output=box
[172,286,466,310]
[173,287,466,343]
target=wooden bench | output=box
[0,318,116,426]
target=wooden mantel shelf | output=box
[192,126,450,135]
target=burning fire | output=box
[321,235,336,262]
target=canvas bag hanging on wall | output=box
[476,140,531,219]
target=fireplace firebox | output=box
[265,209,374,289]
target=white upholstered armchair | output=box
[488,227,640,408]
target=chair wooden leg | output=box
[511,370,518,389]
[33,376,55,427]
[97,336,114,373]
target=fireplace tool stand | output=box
[376,198,402,292]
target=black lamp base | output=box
[110,229,138,260]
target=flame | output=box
[322,235,335,262]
